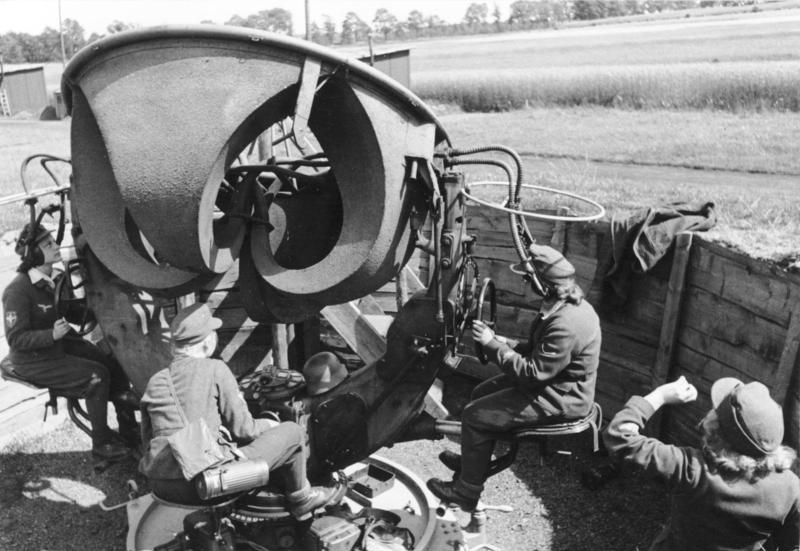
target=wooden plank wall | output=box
[465,209,800,448]
[667,239,800,446]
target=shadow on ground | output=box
[382,372,670,551]
[0,422,147,551]
[1,379,669,551]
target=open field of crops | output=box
[1,108,798,264]
[410,10,800,112]
[0,121,71,235]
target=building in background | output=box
[0,65,49,118]
[359,49,410,88]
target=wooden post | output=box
[396,265,426,310]
[298,317,321,365]
[549,206,569,253]
[776,298,800,403]
[654,232,693,436]
[396,268,409,310]
[779,298,800,450]
[271,324,289,369]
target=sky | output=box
[0,0,515,36]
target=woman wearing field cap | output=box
[603,376,799,551]
[140,302,342,518]
[302,351,348,396]
[428,243,601,510]
[1,222,138,460]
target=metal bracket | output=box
[292,57,322,149]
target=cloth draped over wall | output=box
[592,202,717,313]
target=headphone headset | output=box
[16,199,59,269]
[15,223,47,267]
[516,257,554,298]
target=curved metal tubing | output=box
[461,180,606,222]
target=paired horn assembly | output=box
[62,26,449,322]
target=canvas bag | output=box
[165,373,231,480]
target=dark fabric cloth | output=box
[140,355,289,482]
[458,299,601,487]
[598,202,716,311]
[2,272,134,445]
[482,299,601,419]
[150,422,307,505]
[603,396,800,551]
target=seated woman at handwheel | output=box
[428,244,601,511]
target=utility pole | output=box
[58,0,67,67]
[304,0,311,40]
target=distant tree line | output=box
[0,0,761,63]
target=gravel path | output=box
[0,419,668,551]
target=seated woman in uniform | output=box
[1,223,138,460]
[139,303,341,519]
[427,244,601,511]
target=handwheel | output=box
[475,277,497,364]
[454,256,479,341]
[54,258,97,336]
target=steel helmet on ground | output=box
[302,351,347,396]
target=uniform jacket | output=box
[140,355,272,480]
[2,271,63,364]
[604,396,800,551]
[482,299,601,418]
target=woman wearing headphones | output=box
[1,223,138,460]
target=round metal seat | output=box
[485,402,604,477]
[510,401,603,450]
[0,360,93,438]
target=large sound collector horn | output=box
[62,26,448,317]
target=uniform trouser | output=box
[151,422,308,505]
[9,336,136,446]
[459,374,557,486]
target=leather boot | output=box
[287,481,345,521]
[439,450,462,472]
[426,478,483,512]
[92,441,128,460]
[115,407,141,450]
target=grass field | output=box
[0,121,71,235]
[1,107,797,263]
[440,107,800,262]
[410,10,800,111]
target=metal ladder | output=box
[0,89,10,116]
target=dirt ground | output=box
[0,416,668,551]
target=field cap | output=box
[510,244,575,284]
[170,303,222,345]
[302,351,347,396]
[711,377,783,457]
